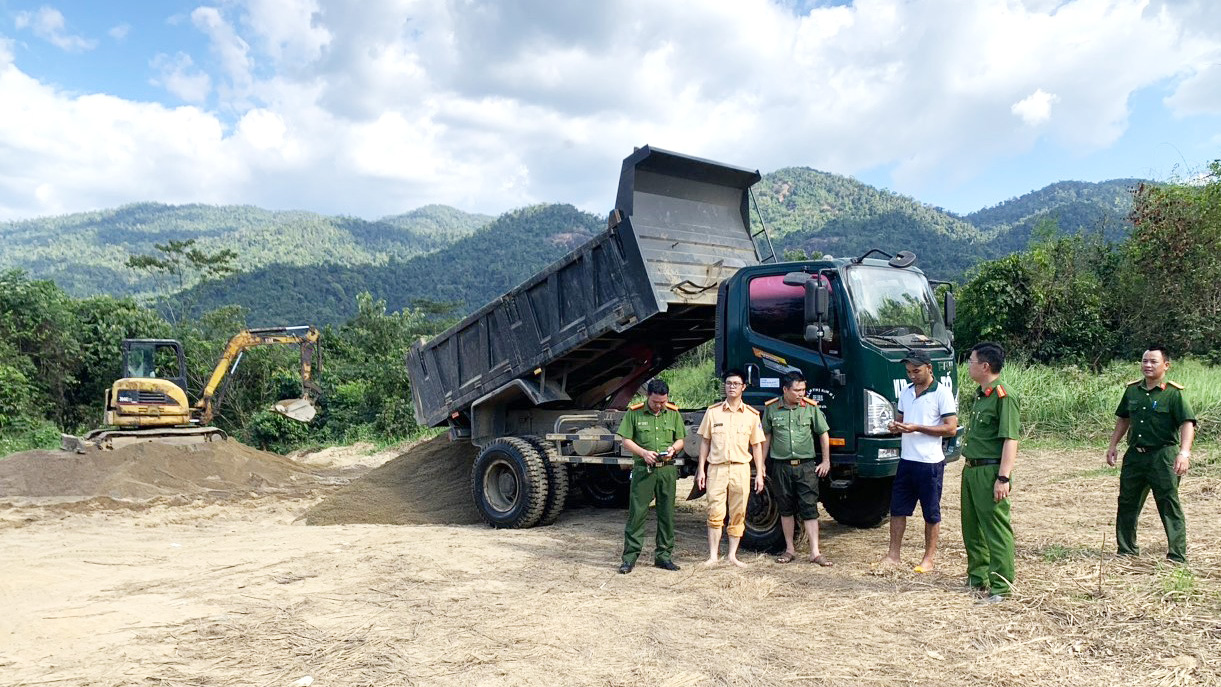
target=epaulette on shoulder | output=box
[764,397,780,406]
[800,397,819,407]
[627,402,644,411]
[664,402,679,411]
[995,385,1007,398]
[707,403,722,410]
[1168,380,1185,390]
[1126,379,1142,387]
[745,405,760,415]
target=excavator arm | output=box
[195,325,322,425]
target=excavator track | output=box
[61,427,229,453]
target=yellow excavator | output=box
[62,325,322,452]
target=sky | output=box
[0,0,1218,222]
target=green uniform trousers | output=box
[622,463,677,565]
[1117,446,1186,563]
[961,464,1015,596]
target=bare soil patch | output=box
[1,442,1217,686]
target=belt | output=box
[966,459,1001,467]
[1132,445,1172,454]
[773,458,814,466]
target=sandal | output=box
[810,554,834,567]
[776,552,795,564]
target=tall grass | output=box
[966,358,1221,443]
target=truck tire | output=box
[521,436,570,526]
[821,476,893,529]
[741,481,785,553]
[471,437,549,528]
[580,464,631,508]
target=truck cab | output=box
[717,250,962,540]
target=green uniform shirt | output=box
[1115,381,1196,449]
[962,382,1020,460]
[762,399,829,461]
[617,404,685,454]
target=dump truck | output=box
[405,145,961,550]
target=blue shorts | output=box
[890,459,944,523]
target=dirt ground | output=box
[1,438,1218,687]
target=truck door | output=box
[734,270,848,441]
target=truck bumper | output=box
[831,437,902,480]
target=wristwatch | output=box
[995,475,1011,484]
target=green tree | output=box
[0,270,81,424]
[127,239,238,322]
[1115,162,1221,357]
[956,221,1114,366]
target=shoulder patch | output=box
[745,405,761,415]
[1168,380,1185,390]
[627,402,644,411]
[1126,379,1141,387]
[664,402,679,411]
[764,397,780,406]
[995,385,1007,398]
[800,397,819,407]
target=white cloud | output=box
[109,23,131,41]
[1,0,1220,222]
[151,53,212,104]
[1011,89,1059,126]
[14,6,98,52]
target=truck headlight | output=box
[864,389,895,435]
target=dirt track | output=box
[1,440,1217,686]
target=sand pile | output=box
[305,434,481,526]
[0,441,319,505]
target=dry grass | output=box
[2,447,1218,687]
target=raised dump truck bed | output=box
[406,146,766,440]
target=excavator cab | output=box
[121,339,189,393]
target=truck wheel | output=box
[471,437,549,528]
[741,483,785,553]
[580,464,631,508]
[821,476,893,529]
[521,436,570,526]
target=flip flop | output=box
[776,552,795,564]
[810,555,833,567]
[913,565,934,574]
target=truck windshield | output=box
[843,265,948,349]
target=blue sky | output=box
[0,0,1218,222]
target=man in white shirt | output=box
[880,352,958,573]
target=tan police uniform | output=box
[698,400,766,537]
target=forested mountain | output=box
[0,202,492,298]
[178,204,602,325]
[964,179,1140,255]
[753,167,984,241]
[753,169,1136,281]
[0,168,1143,324]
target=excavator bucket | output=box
[274,398,317,422]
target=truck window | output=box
[747,275,840,355]
[843,265,948,348]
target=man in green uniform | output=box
[1105,346,1196,563]
[961,342,1020,603]
[762,371,832,565]
[617,379,686,574]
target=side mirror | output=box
[804,281,829,323]
[888,251,917,268]
[782,271,810,287]
[944,290,956,330]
